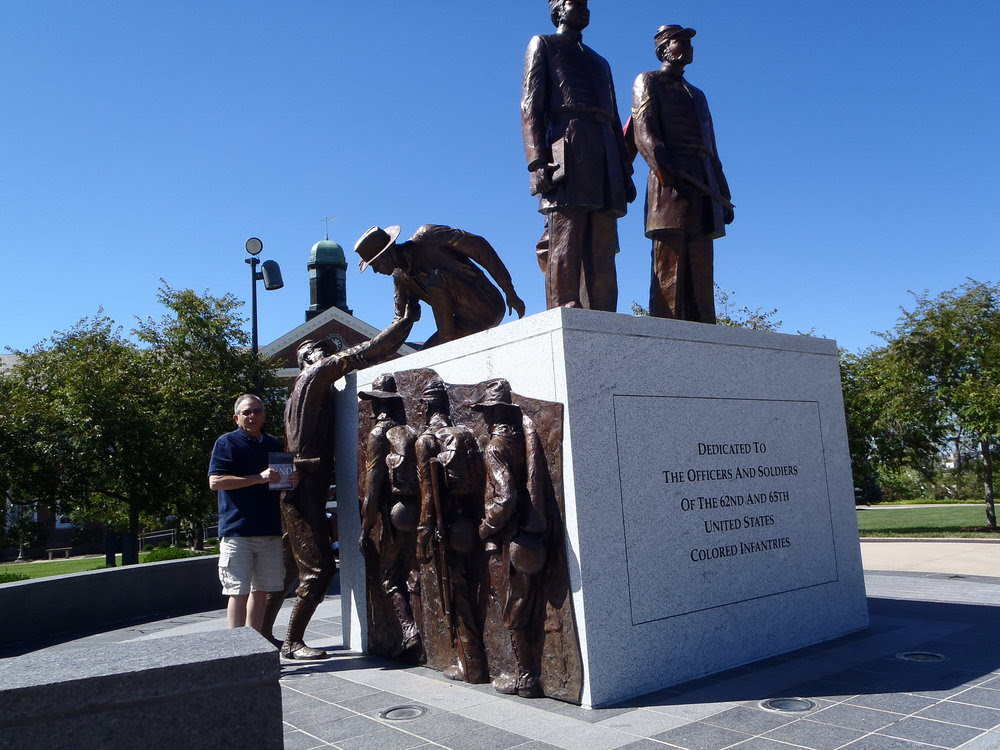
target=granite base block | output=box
[0,555,226,649]
[0,628,282,749]
[335,308,869,707]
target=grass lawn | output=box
[0,549,214,582]
[875,498,982,505]
[0,555,119,581]
[857,503,1000,538]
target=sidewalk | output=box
[861,538,999,580]
[19,541,1000,749]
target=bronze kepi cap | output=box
[655,24,696,43]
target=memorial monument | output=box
[338,310,869,707]
[318,6,866,710]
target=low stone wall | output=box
[0,555,226,650]
[0,628,282,750]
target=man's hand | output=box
[259,468,279,484]
[625,178,637,204]
[529,165,554,197]
[289,470,301,489]
[724,205,735,225]
[506,293,526,319]
[416,526,433,563]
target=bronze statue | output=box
[261,311,417,660]
[472,379,548,697]
[631,24,733,323]
[359,374,422,656]
[521,0,635,312]
[355,225,525,348]
[414,380,488,683]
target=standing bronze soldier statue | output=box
[521,0,635,312]
[473,379,549,697]
[414,380,488,683]
[359,375,422,656]
[632,25,733,323]
[261,311,416,659]
[355,224,525,348]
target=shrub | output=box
[0,572,30,584]
[144,547,196,563]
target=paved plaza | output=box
[18,540,1000,749]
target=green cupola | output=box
[307,237,351,319]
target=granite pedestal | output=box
[0,628,282,749]
[335,308,868,707]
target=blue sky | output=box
[2,1,997,355]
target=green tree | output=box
[884,280,999,526]
[844,280,999,525]
[631,286,784,332]
[132,282,285,548]
[4,508,46,561]
[0,286,286,561]
[0,315,170,562]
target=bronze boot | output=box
[280,596,329,660]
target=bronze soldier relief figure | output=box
[261,312,417,659]
[356,370,583,701]
[472,379,548,698]
[354,224,525,348]
[414,380,488,683]
[522,0,635,312]
[359,375,422,656]
[632,25,733,323]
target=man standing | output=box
[355,224,525,348]
[209,394,296,631]
[632,25,733,323]
[262,311,417,659]
[521,0,635,312]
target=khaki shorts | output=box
[218,536,285,595]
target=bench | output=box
[45,548,71,560]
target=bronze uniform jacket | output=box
[632,70,730,239]
[521,32,633,217]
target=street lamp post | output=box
[244,237,284,358]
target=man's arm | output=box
[521,35,553,196]
[631,72,679,192]
[308,303,418,388]
[209,470,277,491]
[415,225,526,318]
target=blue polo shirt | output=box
[208,428,283,537]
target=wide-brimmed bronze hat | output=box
[358,373,402,401]
[468,378,519,411]
[355,225,401,272]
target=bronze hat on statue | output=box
[469,378,517,410]
[355,225,402,272]
[654,24,696,44]
[358,373,403,402]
